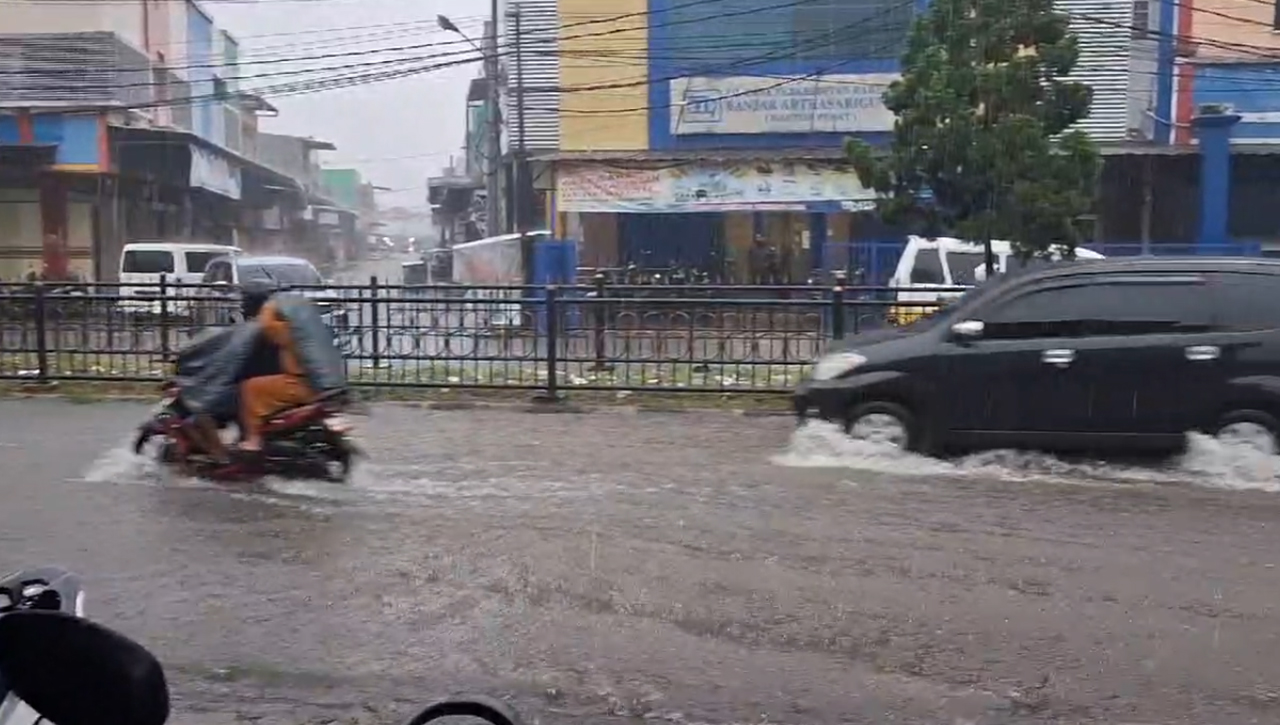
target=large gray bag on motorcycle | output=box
[179,321,262,418]
[272,293,347,393]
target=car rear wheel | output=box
[845,401,918,451]
[1214,410,1279,455]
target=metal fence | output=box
[0,278,959,394]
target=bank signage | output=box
[670,74,899,136]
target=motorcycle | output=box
[132,384,361,483]
[0,608,521,725]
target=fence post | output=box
[33,282,49,384]
[830,270,846,342]
[535,284,561,402]
[367,274,383,369]
[590,272,612,371]
[158,273,171,359]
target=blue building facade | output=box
[186,5,217,143]
[646,0,915,151]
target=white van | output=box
[117,242,240,314]
[887,236,1105,325]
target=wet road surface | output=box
[2,399,1280,725]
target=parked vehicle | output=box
[117,242,240,315]
[886,237,1105,326]
[196,255,349,332]
[796,257,1280,458]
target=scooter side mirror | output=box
[0,610,170,725]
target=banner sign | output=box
[189,145,242,200]
[556,162,874,213]
[669,74,899,136]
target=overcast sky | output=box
[211,0,488,209]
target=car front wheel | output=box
[845,401,919,451]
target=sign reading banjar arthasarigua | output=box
[669,74,899,136]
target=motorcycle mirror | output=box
[0,610,170,725]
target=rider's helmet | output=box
[239,280,278,319]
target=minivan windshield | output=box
[239,262,323,286]
[121,250,175,274]
[945,250,988,285]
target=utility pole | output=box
[484,3,502,238]
[512,8,527,234]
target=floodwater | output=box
[3,399,1280,725]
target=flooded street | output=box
[2,399,1280,725]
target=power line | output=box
[0,0,828,75]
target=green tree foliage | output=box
[847,0,1102,264]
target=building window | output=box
[212,76,228,101]
[1132,0,1151,38]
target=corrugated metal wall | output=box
[1059,0,1135,141]
[502,0,559,151]
[0,32,130,105]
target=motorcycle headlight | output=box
[810,351,867,381]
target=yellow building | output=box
[544,0,900,282]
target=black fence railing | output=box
[0,278,967,394]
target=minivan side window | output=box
[185,251,222,276]
[1211,273,1280,331]
[980,280,1210,339]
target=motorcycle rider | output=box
[234,281,325,454]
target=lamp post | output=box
[438,13,501,238]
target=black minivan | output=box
[794,257,1280,457]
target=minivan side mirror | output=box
[0,610,170,725]
[950,319,985,339]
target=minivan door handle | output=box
[1185,345,1221,362]
[1041,349,1076,367]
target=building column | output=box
[38,173,69,280]
[808,212,827,273]
[1192,110,1241,252]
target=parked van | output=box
[118,242,240,315]
[886,236,1105,326]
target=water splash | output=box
[773,421,1280,492]
[81,445,167,485]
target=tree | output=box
[846,0,1102,272]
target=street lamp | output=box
[437,11,502,236]
[436,14,481,53]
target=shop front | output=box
[553,157,876,282]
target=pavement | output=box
[2,399,1280,725]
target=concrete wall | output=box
[557,0,648,151]
[3,0,147,54]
